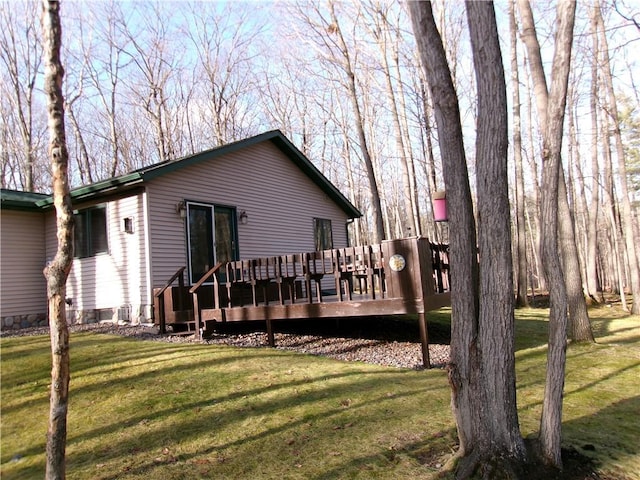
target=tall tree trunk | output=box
[518,0,577,467]
[408,1,480,464]
[602,110,628,307]
[42,1,74,478]
[372,8,417,237]
[586,4,603,303]
[510,0,529,308]
[523,60,544,291]
[410,2,526,477]
[467,0,526,469]
[568,103,593,302]
[595,1,640,314]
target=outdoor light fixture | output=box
[239,210,248,225]
[176,200,187,219]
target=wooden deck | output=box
[153,237,450,368]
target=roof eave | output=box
[35,173,143,208]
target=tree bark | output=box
[410,2,526,476]
[467,0,527,467]
[518,0,593,344]
[408,1,480,463]
[42,2,74,479]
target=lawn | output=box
[1,304,638,479]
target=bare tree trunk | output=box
[586,4,603,303]
[408,2,480,464]
[519,0,592,344]
[510,0,529,308]
[467,0,527,469]
[595,1,640,314]
[518,0,577,467]
[410,2,526,477]
[602,110,628,307]
[42,1,74,478]
[568,103,594,302]
[523,60,544,291]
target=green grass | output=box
[1,305,638,479]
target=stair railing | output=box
[153,266,186,334]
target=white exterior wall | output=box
[146,141,350,287]
[0,210,47,324]
[45,192,151,323]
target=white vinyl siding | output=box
[45,193,150,319]
[146,141,349,287]
[0,210,47,317]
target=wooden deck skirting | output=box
[154,237,450,368]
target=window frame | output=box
[73,205,109,258]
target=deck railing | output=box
[154,237,450,367]
[186,237,449,316]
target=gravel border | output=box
[1,322,450,370]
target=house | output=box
[1,130,361,330]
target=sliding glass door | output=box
[187,203,238,284]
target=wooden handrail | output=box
[189,262,224,294]
[154,266,186,298]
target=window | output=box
[74,206,108,257]
[313,218,333,251]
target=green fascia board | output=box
[0,189,50,211]
[34,173,143,208]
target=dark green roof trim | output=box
[0,189,50,211]
[35,173,143,208]
[2,130,362,218]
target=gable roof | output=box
[1,130,362,218]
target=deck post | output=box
[266,319,275,347]
[418,312,431,368]
[382,238,437,368]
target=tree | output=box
[509,0,529,308]
[518,0,593,345]
[408,1,526,477]
[42,2,74,479]
[594,0,640,314]
[518,0,578,466]
[0,0,43,191]
[585,3,603,303]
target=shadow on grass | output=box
[562,395,640,479]
[89,381,450,480]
